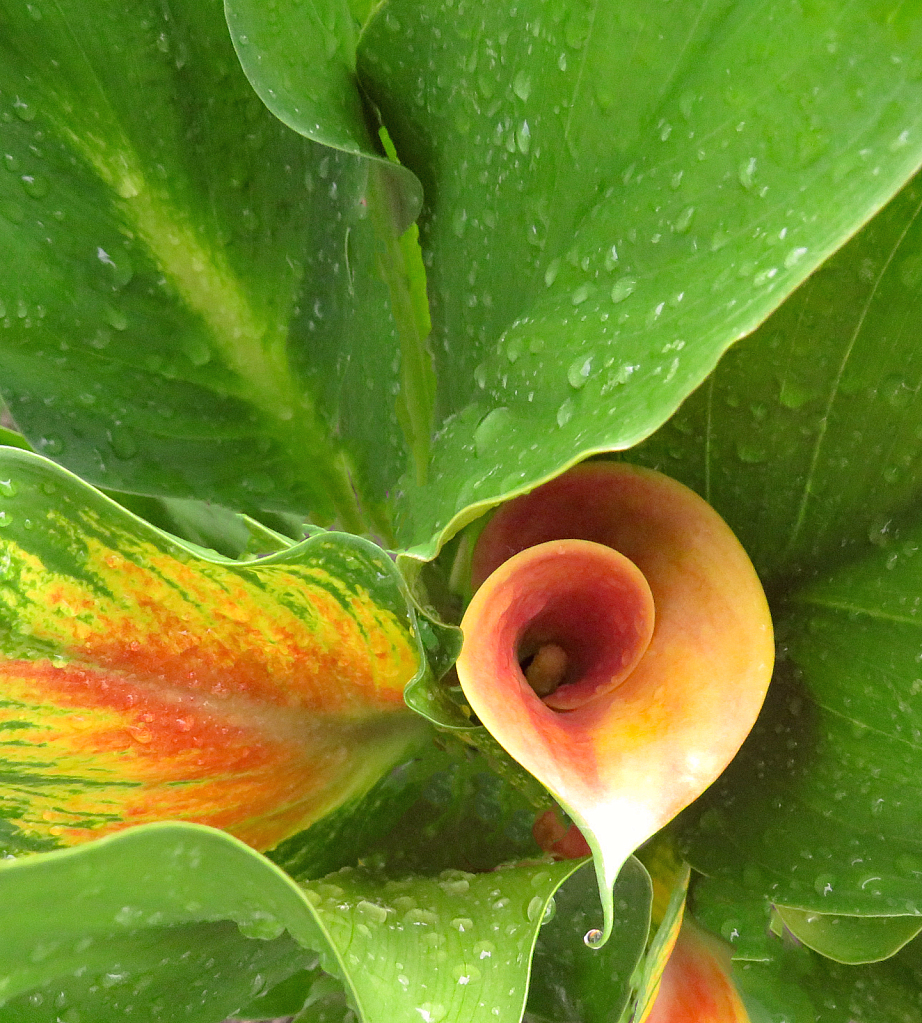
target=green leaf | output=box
[634,166,922,583]
[357,0,922,554]
[0,447,433,854]
[303,858,584,1023]
[270,739,542,883]
[524,858,652,1023]
[0,824,319,1019]
[774,907,922,966]
[224,0,422,231]
[731,933,922,1023]
[680,523,922,916]
[0,0,414,532]
[0,821,584,1023]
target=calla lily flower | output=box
[456,461,774,944]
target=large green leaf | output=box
[0,447,432,854]
[358,0,922,554]
[0,821,584,1023]
[0,0,417,532]
[680,523,922,917]
[732,931,922,1023]
[635,166,922,583]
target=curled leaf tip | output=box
[457,461,774,947]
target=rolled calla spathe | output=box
[456,462,774,945]
[0,449,428,855]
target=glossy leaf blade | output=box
[635,166,922,583]
[0,448,427,853]
[358,0,922,554]
[0,820,586,1023]
[0,0,409,528]
[681,522,922,916]
[731,933,922,1023]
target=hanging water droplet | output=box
[583,928,603,948]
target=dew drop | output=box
[513,71,532,102]
[556,398,575,428]
[525,896,544,922]
[109,429,138,460]
[738,157,757,190]
[779,378,813,410]
[474,407,512,457]
[570,284,590,305]
[0,479,17,497]
[20,173,49,199]
[610,276,637,303]
[515,120,531,154]
[567,355,593,389]
[544,259,561,287]
[40,436,64,455]
[784,246,809,269]
[736,441,767,464]
[673,206,695,234]
[813,874,836,896]
[451,917,474,932]
[12,97,36,122]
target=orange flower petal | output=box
[645,922,751,1023]
[457,462,773,944]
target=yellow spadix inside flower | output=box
[456,462,774,947]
